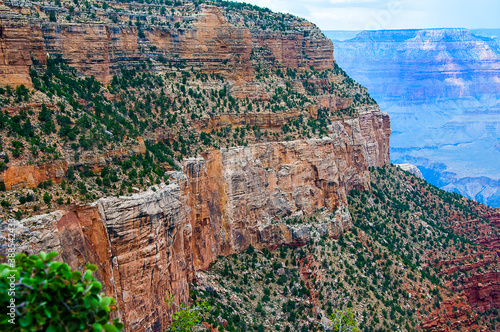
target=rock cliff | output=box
[441,211,500,315]
[0,160,67,190]
[5,108,390,331]
[0,4,333,87]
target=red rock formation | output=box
[316,94,352,111]
[56,206,116,299]
[14,186,192,331]
[429,208,500,328]
[358,107,391,167]
[5,108,390,331]
[458,272,500,313]
[184,139,349,271]
[98,186,193,331]
[482,212,500,227]
[0,12,42,88]
[0,5,334,88]
[41,23,112,84]
[0,160,67,189]
[421,296,485,331]
[185,108,389,270]
[253,21,334,72]
[11,205,115,303]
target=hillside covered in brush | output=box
[0,1,498,332]
[195,165,500,332]
[0,0,375,219]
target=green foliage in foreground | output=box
[0,251,123,332]
[166,294,211,332]
[329,309,361,332]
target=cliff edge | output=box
[7,108,390,331]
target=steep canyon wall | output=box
[0,5,333,87]
[7,109,390,331]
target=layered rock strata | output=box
[330,28,500,207]
[0,137,146,189]
[459,272,500,313]
[4,109,390,331]
[0,5,333,87]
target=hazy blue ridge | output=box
[325,28,500,207]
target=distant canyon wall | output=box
[330,28,500,207]
[6,109,390,331]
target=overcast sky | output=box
[233,0,500,31]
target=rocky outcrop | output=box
[0,137,145,188]
[434,209,500,323]
[74,137,147,172]
[482,212,500,227]
[183,139,352,270]
[11,188,188,331]
[0,5,334,87]
[193,99,353,132]
[193,110,304,132]
[0,9,43,88]
[449,212,500,314]
[0,160,67,189]
[329,107,390,169]
[251,24,334,72]
[421,296,483,332]
[458,272,500,313]
[396,163,424,179]
[41,22,113,84]
[2,108,390,331]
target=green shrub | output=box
[43,192,52,204]
[10,141,24,158]
[328,309,361,332]
[0,251,123,331]
[165,294,211,332]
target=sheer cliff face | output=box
[1,160,67,190]
[0,3,391,330]
[0,14,42,88]
[11,109,390,331]
[0,5,333,87]
[184,110,390,270]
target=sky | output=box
[233,0,500,31]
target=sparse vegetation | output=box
[190,166,499,331]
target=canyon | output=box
[8,109,390,331]
[327,28,500,207]
[0,1,499,331]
